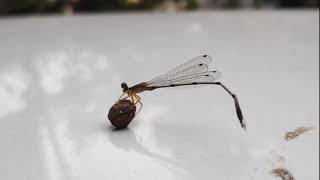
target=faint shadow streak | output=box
[107,125,183,173]
[47,125,71,180]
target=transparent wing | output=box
[147,55,212,85]
[147,71,221,87]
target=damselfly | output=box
[117,55,246,129]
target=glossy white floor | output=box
[0,10,319,180]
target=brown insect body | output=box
[126,82,149,95]
[119,82,148,115]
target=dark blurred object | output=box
[186,0,199,9]
[108,99,136,129]
[198,0,318,8]
[0,0,9,14]
[0,0,62,14]
[277,0,319,7]
[0,0,319,15]
[0,0,165,14]
[73,0,163,11]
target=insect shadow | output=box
[107,126,183,172]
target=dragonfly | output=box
[117,55,246,129]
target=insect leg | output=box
[117,93,126,101]
[117,93,131,102]
[134,94,143,116]
[130,95,135,104]
[135,94,141,103]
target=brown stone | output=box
[108,99,136,128]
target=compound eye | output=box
[121,82,128,90]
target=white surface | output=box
[0,11,319,180]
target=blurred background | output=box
[0,0,319,15]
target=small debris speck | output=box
[271,167,295,180]
[284,126,315,141]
